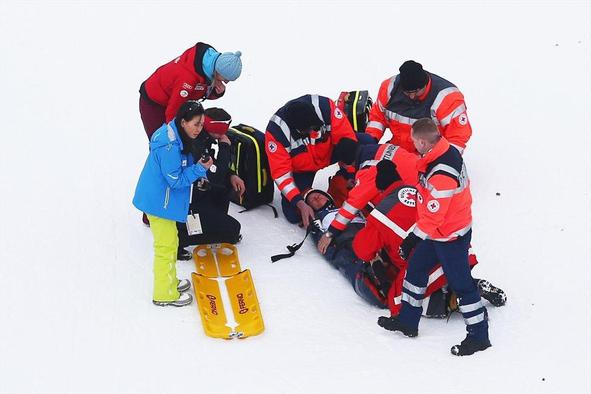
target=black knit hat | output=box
[399,60,429,91]
[375,160,401,190]
[332,138,359,165]
[284,100,322,132]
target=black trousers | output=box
[177,193,241,247]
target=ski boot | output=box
[451,335,491,356]
[377,316,418,337]
[476,279,507,307]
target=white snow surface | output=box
[1,1,590,393]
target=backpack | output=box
[336,90,374,132]
[227,124,276,215]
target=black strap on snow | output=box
[271,227,312,263]
[238,203,278,218]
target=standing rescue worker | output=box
[366,60,472,154]
[265,95,359,227]
[377,118,491,356]
[139,42,243,139]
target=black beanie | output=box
[399,60,429,91]
[375,160,401,190]
[332,138,359,165]
[284,100,322,132]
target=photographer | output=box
[176,108,244,259]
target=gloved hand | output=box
[399,233,422,260]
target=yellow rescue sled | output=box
[191,243,264,339]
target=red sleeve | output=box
[415,174,456,238]
[328,167,379,234]
[366,78,391,142]
[434,93,472,152]
[352,218,385,262]
[328,100,357,143]
[265,132,302,203]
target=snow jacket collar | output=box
[417,137,450,172]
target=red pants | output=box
[139,96,166,140]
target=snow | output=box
[1,1,590,393]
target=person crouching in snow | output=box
[175,107,244,259]
[133,101,213,307]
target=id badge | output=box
[186,213,203,235]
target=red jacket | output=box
[413,137,472,241]
[366,73,472,153]
[327,144,418,235]
[352,182,477,315]
[265,95,357,205]
[140,42,224,122]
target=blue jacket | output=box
[133,121,208,222]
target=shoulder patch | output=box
[427,200,440,213]
[180,90,188,98]
[458,113,468,126]
[267,141,277,153]
[334,108,343,119]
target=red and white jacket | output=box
[366,72,472,153]
[265,95,357,206]
[140,42,224,122]
[327,144,418,236]
[412,137,472,242]
[352,182,477,315]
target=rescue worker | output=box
[264,94,359,227]
[352,160,505,316]
[139,42,243,139]
[377,118,491,356]
[365,60,472,154]
[316,138,418,254]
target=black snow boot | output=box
[450,336,491,356]
[377,316,418,337]
[475,279,507,307]
[177,247,193,261]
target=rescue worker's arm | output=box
[434,93,472,153]
[365,78,392,142]
[265,132,303,205]
[352,219,385,262]
[328,100,358,143]
[413,174,456,239]
[327,168,379,236]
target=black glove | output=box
[399,233,422,260]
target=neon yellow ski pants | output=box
[147,215,180,302]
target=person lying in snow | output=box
[305,174,506,317]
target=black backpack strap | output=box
[238,203,278,218]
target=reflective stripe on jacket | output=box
[265,95,357,205]
[366,73,471,153]
[413,137,472,241]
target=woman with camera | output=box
[133,101,212,307]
